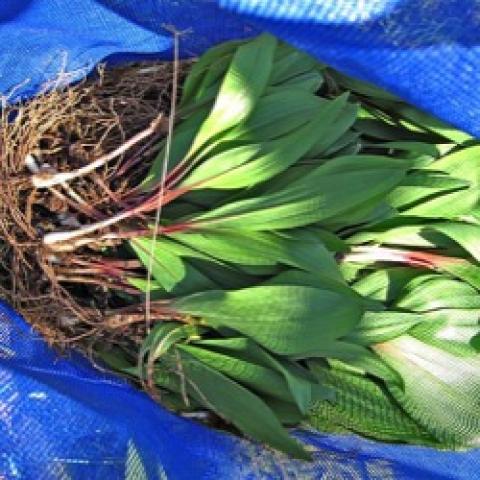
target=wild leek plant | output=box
[32,34,480,458]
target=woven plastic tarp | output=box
[1,1,480,479]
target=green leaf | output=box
[181,94,350,190]
[177,349,309,459]
[179,39,244,108]
[231,89,327,143]
[145,107,209,187]
[130,238,186,292]
[402,146,480,218]
[139,323,179,365]
[276,229,345,281]
[428,222,480,262]
[139,235,257,290]
[322,130,360,157]
[193,155,409,231]
[440,261,480,291]
[326,69,400,101]
[409,311,480,357]
[193,336,332,413]
[190,55,233,105]
[372,141,443,158]
[346,311,424,345]
[386,104,473,144]
[321,191,396,230]
[295,341,400,385]
[178,89,328,174]
[187,34,277,157]
[270,48,318,85]
[189,258,257,290]
[147,324,201,369]
[172,285,362,356]
[388,171,469,210]
[265,269,358,304]
[306,102,358,157]
[375,335,480,446]
[97,346,136,373]
[265,397,304,425]
[311,228,349,253]
[352,267,421,303]
[270,70,323,92]
[308,361,436,445]
[348,222,457,250]
[168,229,282,266]
[179,343,294,403]
[354,119,436,142]
[397,275,480,311]
[168,228,343,282]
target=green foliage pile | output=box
[81,34,480,458]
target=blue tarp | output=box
[1,1,480,478]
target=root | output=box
[0,60,191,348]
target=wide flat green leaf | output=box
[172,285,362,356]
[264,397,304,425]
[168,229,282,266]
[409,311,480,357]
[168,228,343,282]
[270,70,323,92]
[352,267,421,303]
[176,89,328,177]
[348,223,456,250]
[308,361,436,445]
[179,343,294,402]
[177,349,309,458]
[371,141,443,158]
[429,222,480,262]
[130,238,186,292]
[186,34,277,157]
[326,69,400,101]
[191,54,233,105]
[321,191,396,230]
[402,146,480,218]
[387,104,473,144]
[294,340,400,385]
[375,335,480,446]
[322,130,360,157]
[354,119,435,142]
[142,236,258,289]
[145,107,209,187]
[181,94,349,190]
[440,261,480,291]
[346,311,424,345]
[231,89,326,142]
[388,171,469,210]
[397,275,480,311]
[275,229,345,281]
[270,48,318,85]
[192,155,409,230]
[179,39,244,108]
[306,102,358,157]
[264,269,358,304]
[194,336,332,413]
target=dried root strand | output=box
[0,60,190,349]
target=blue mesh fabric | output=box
[1,1,480,478]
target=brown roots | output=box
[0,61,190,348]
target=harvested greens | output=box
[12,34,480,458]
